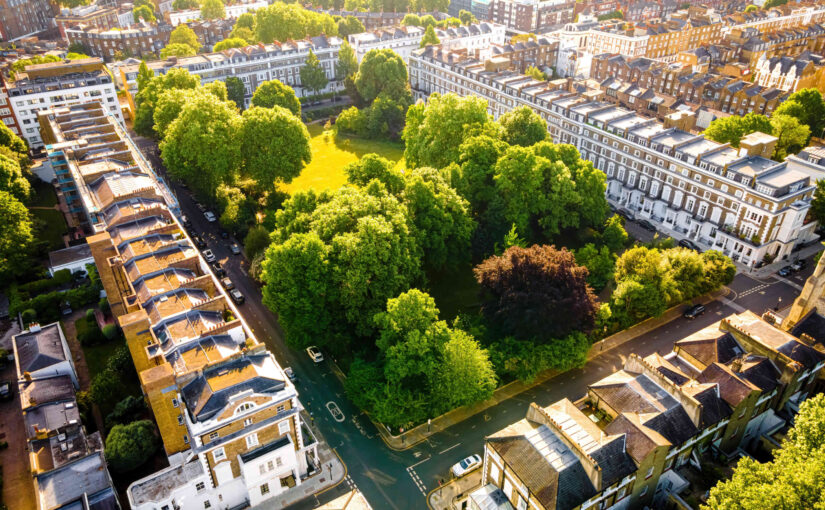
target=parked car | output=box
[181,215,192,229]
[778,266,793,277]
[684,304,706,319]
[284,367,296,382]
[638,219,657,232]
[204,211,217,222]
[220,231,229,240]
[230,243,241,255]
[451,454,483,478]
[678,239,700,251]
[306,346,324,363]
[0,381,12,401]
[230,289,245,305]
[791,259,806,272]
[220,277,235,290]
[191,234,207,249]
[210,261,226,278]
[203,249,216,263]
[616,208,633,220]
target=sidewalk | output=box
[427,471,481,510]
[256,413,347,509]
[371,287,729,450]
[738,242,823,280]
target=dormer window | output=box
[235,402,255,415]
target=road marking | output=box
[409,455,431,469]
[719,296,746,313]
[439,443,461,455]
[406,466,427,496]
[773,276,803,291]
[326,401,345,422]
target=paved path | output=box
[427,471,481,510]
[0,359,36,510]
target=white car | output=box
[451,454,482,478]
[204,211,217,222]
[306,346,324,363]
[203,249,216,263]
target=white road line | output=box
[409,456,431,469]
[719,296,746,313]
[439,443,461,455]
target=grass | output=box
[83,340,121,379]
[29,180,58,207]
[30,208,67,250]
[426,262,481,321]
[281,124,405,194]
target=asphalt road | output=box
[131,133,818,509]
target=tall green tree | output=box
[169,25,199,51]
[225,76,245,110]
[0,154,30,201]
[134,68,200,137]
[525,65,547,81]
[160,94,241,199]
[354,49,410,104]
[239,106,311,192]
[172,0,199,9]
[251,80,301,116]
[783,88,825,139]
[458,9,476,24]
[344,154,405,195]
[300,49,328,99]
[0,191,33,280]
[499,105,548,147]
[810,179,825,226]
[337,15,366,36]
[160,43,196,59]
[200,0,225,19]
[601,214,628,252]
[105,420,158,472]
[420,24,440,47]
[336,40,359,80]
[575,243,615,291]
[133,4,155,22]
[213,37,248,51]
[703,113,773,148]
[770,113,810,159]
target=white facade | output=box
[409,47,818,265]
[728,5,825,33]
[117,9,134,28]
[584,28,648,58]
[169,0,268,26]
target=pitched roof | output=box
[18,376,75,410]
[675,325,743,369]
[696,362,758,407]
[14,323,70,375]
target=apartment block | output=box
[485,36,560,74]
[488,0,575,33]
[307,8,447,30]
[725,4,825,34]
[753,52,825,93]
[624,0,678,22]
[0,0,58,41]
[37,100,319,509]
[410,46,817,266]
[168,0,268,26]
[54,3,120,40]
[119,35,342,106]
[470,309,825,510]
[12,322,120,510]
[729,23,825,66]
[7,57,122,148]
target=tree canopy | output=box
[225,76,245,109]
[132,4,155,22]
[160,43,196,59]
[239,106,311,192]
[336,40,359,80]
[499,105,548,147]
[213,37,248,52]
[703,113,773,148]
[420,25,440,47]
[253,3,338,43]
[200,0,225,19]
[0,190,33,280]
[780,88,825,140]
[251,80,301,116]
[355,49,410,104]
[0,154,30,201]
[169,25,199,51]
[105,420,158,472]
[134,67,200,137]
[172,0,199,9]
[300,49,328,98]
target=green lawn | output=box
[282,124,405,194]
[427,262,481,321]
[29,180,58,207]
[31,208,67,250]
[83,339,121,379]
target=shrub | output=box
[335,106,366,135]
[105,346,137,381]
[77,318,106,346]
[102,324,118,341]
[21,308,36,324]
[98,297,110,314]
[85,308,96,321]
[105,420,158,472]
[105,396,147,430]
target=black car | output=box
[679,239,700,251]
[0,381,12,401]
[778,266,793,277]
[616,208,633,220]
[638,219,657,232]
[791,259,806,272]
[210,261,226,278]
[191,234,207,249]
[684,304,706,319]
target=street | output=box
[132,133,818,509]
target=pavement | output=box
[427,470,481,510]
[128,131,824,510]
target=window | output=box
[213,447,226,462]
[177,414,184,425]
[209,432,219,441]
[172,398,179,408]
[260,483,270,495]
[244,418,253,427]
[196,482,205,492]
[235,402,254,414]
[645,466,654,479]
[279,420,290,435]
[640,486,649,497]
[267,460,275,471]
[276,457,283,467]
[276,404,286,413]
[184,435,189,444]
[204,501,211,509]
[260,464,267,475]
[246,433,259,448]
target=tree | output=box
[704,394,825,510]
[204,76,228,100]
[153,88,203,138]
[160,43,197,59]
[169,25,199,51]
[475,245,599,341]
[160,94,241,199]
[254,3,338,43]
[744,4,758,12]
[355,49,410,104]
[134,68,200,137]
[403,93,500,169]
[0,154,30,201]
[136,60,154,92]
[244,225,271,259]
[458,9,476,24]
[133,4,155,22]
[200,0,225,19]
[402,14,421,26]
[214,36,247,52]
[172,0,199,9]
[105,396,146,430]
[61,0,91,7]
[0,191,33,280]
[770,113,810,160]
[235,11,255,30]
[811,179,825,226]
[239,106,311,192]
[300,49,328,98]
[251,80,301,116]
[601,214,628,252]
[105,420,158,472]
[403,167,475,271]
[782,89,825,139]
[575,243,615,291]
[262,184,422,349]
[337,15,365,37]
[420,25,440,47]
[344,153,405,194]
[225,76,245,110]
[499,105,548,147]
[336,40,359,80]
[525,65,547,81]
[703,113,773,148]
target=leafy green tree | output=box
[458,9,476,24]
[136,60,154,92]
[160,94,241,199]
[105,396,146,430]
[239,106,311,192]
[355,49,410,104]
[703,113,773,147]
[499,105,547,147]
[337,15,365,36]
[203,80,226,101]
[456,135,508,216]
[700,250,736,292]
[575,243,615,291]
[402,14,421,25]
[235,11,255,31]
[213,37,247,52]
[0,191,33,280]
[262,184,422,349]
[403,93,500,169]
[160,43,197,59]
[300,49,328,98]
[200,0,225,19]
[231,26,256,44]
[363,93,407,139]
[134,67,200,137]
[420,24,440,47]
[344,153,405,194]
[744,4,758,12]
[133,4,155,22]
[492,145,548,237]
[433,329,496,411]
[770,113,810,160]
[173,0,199,9]
[105,420,158,472]
[61,0,91,7]
[336,40,359,80]
[0,123,27,166]
[601,214,628,252]
[244,225,271,259]
[475,244,598,341]
[704,394,825,510]
[169,25,199,51]
[0,154,30,201]
[153,88,203,139]
[255,3,337,43]
[251,80,300,116]
[225,76,245,110]
[525,65,547,81]
[783,88,825,139]
[810,179,825,226]
[403,167,475,271]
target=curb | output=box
[314,446,349,498]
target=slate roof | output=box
[14,323,69,375]
[604,413,667,463]
[777,340,825,369]
[739,356,780,392]
[18,375,75,410]
[683,384,731,428]
[791,310,825,344]
[488,436,562,509]
[588,436,637,485]
[696,363,758,407]
[642,406,699,445]
[675,326,743,369]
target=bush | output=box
[105,346,137,381]
[105,396,147,430]
[77,317,106,346]
[244,225,271,260]
[105,420,158,472]
[21,308,36,324]
[85,308,96,321]
[335,106,366,135]
[102,324,118,341]
[304,104,347,122]
[98,297,110,314]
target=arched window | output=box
[235,402,255,415]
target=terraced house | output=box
[410,46,818,267]
[38,101,317,509]
[469,309,825,510]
